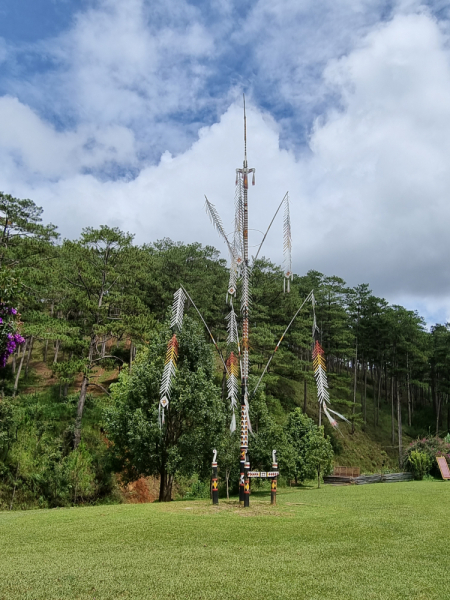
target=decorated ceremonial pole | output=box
[211,449,219,505]
[271,450,278,505]
[236,97,254,507]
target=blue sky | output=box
[1,0,450,324]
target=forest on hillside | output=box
[1,192,450,508]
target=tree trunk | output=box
[159,471,173,502]
[11,350,16,375]
[397,380,402,468]
[74,336,95,448]
[431,371,437,419]
[74,375,89,449]
[436,392,441,437]
[391,377,395,445]
[25,336,34,380]
[303,378,307,414]
[363,364,367,425]
[45,303,54,363]
[9,462,20,510]
[447,397,450,434]
[53,340,60,365]
[352,341,358,434]
[13,339,28,397]
[406,354,411,427]
[226,470,230,500]
[376,368,382,426]
[129,340,134,373]
[384,363,388,404]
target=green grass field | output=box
[1,481,449,600]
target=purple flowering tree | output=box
[0,273,23,368]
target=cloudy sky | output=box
[1,0,450,324]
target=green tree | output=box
[306,427,334,488]
[217,431,240,499]
[285,408,318,484]
[105,316,226,501]
[0,192,58,269]
[58,226,150,447]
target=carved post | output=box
[212,449,219,505]
[271,449,278,506]
[239,404,247,505]
[244,451,250,508]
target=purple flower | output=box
[10,308,17,315]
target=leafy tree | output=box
[58,226,150,447]
[0,271,24,369]
[306,426,333,488]
[0,192,58,269]
[105,316,226,501]
[217,430,240,499]
[285,408,318,484]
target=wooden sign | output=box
[247,471,279,478]
[436,456,450,480]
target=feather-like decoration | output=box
[171,288,186,331]
[226,309,239,346]
[159,334,179,427]
[226,352,239,432]
[205,196,235,259]
[312,339,348,429]
[283,193,293,293]
[312,340,330,407]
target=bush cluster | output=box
[403,436,450,478]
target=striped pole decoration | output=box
[159,334,179,427]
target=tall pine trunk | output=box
[13,339,28,397]
[397,380,402,467]
[391,377,395,445]
[352,341,358,434]
[376,368,382,426]
[406,353,412,427]
[129,340,134,373]
[25,336,34,380]
[303,378,307,414]
[363,364,367,426]
[436,392,441,436]
[74,336,95,449]
[53,340,60,364]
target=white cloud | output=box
[29,0,216,160]
[0,96,136,178]
[2,4,450,326]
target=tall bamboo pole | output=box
[237,97,254,508]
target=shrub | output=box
[403,436,450,478]
[406,450,432,480]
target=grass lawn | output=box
[0,481,449,599]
